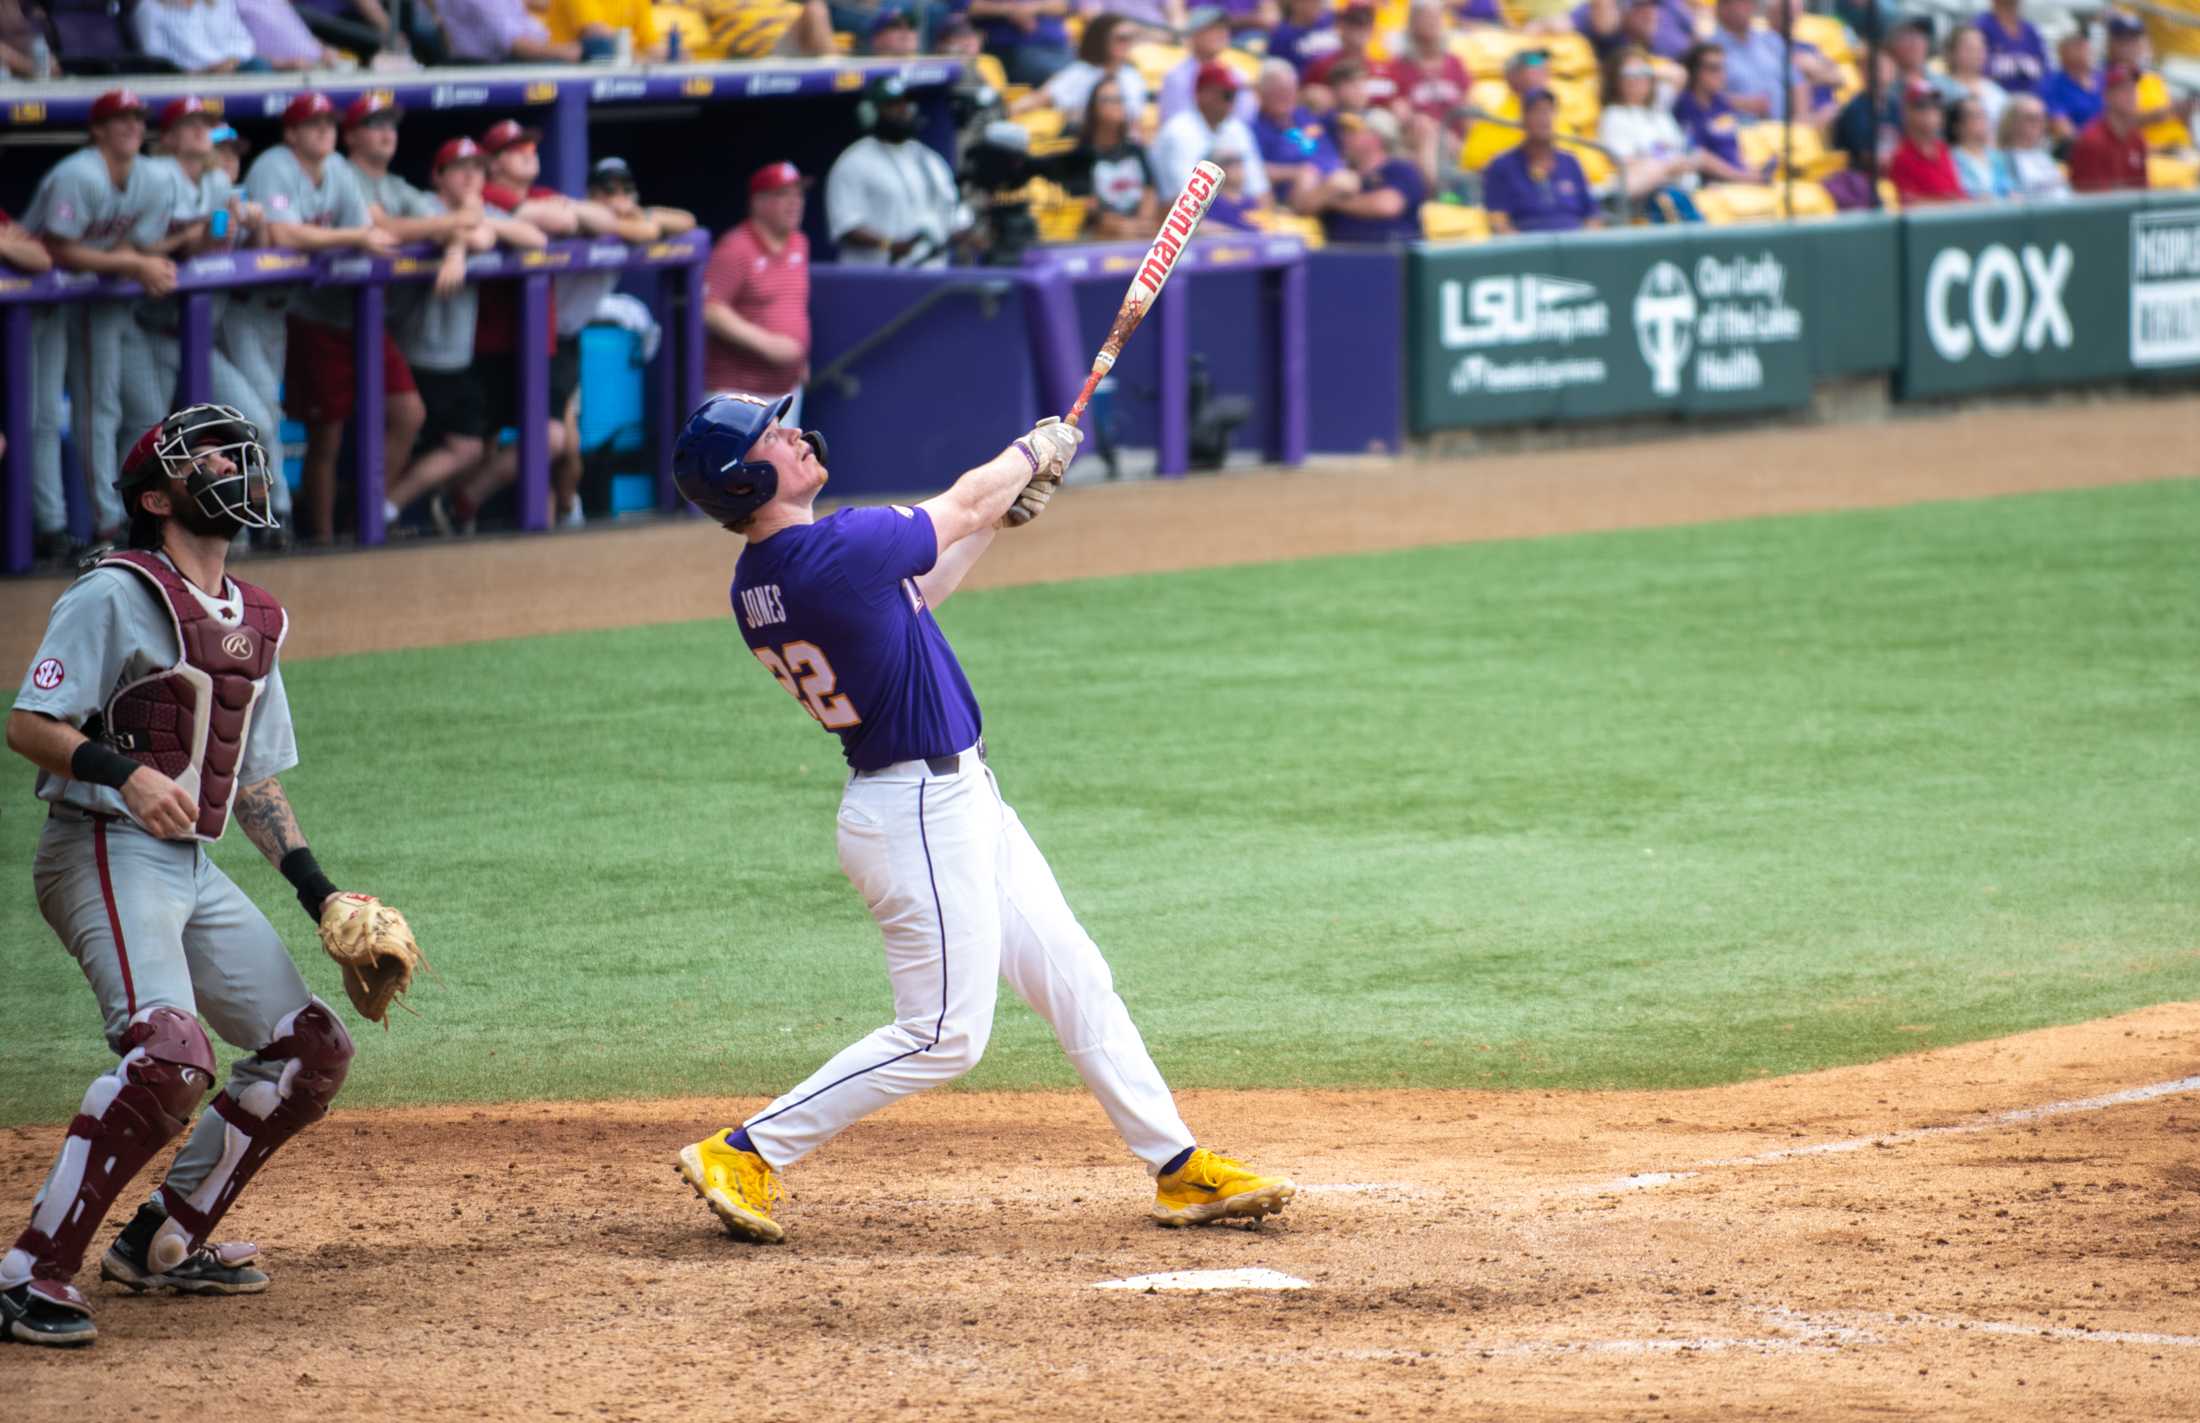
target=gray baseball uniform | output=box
[119,158,289,521]
[355,167,439,336]
[396,194,479,373]
[20,148,172,535]
[15,558,310,1206]
[222,146,370,431]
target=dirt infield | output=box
[4,399,2196,1417]
[4,1006,2195,1420]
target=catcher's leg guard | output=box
[150,998,352,1272]
[2,1007,214,1287]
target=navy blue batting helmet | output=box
[674,392,794,528]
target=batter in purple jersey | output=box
[667,392,1298,1242]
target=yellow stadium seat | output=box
[1694,180,1838,223]
[1420,202,1491,241]
[974,52,1009,94]
[1030,182,1090,242]
[1248,208,1327,246]
[1561,136,1615,187]
[1508,0,1577,24]
[1549,74,1600,133]
[1792,12,1853,66]
[1011,107,1067,145]
[1219,47,1260,83]
[1453,28,1535,81]
[656,4,709,53]
[1540,34,1597,82]
[2149,153,2200,189]
[1129,41,1186,90]
[1737,120,1839,179]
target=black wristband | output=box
[280,848,340,923]
[70,739,141,790]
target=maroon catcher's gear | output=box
[151,999,352,1269]
[8,1007,214,1284]
[94,549,289,842]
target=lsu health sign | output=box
[1900,193,2200,398]
[1408,221,1897,432]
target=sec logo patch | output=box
[31,657,63,690]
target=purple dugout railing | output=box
[0,229,708,574]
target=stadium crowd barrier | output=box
[0,230,709,574]
[1407,191,2200,434]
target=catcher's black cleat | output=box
[2,1280,98,1346]
[101,1203,269,1295]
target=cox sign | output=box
[1922,242,2073,361]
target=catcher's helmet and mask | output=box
[117,403,279,547]
[673,393,828,530]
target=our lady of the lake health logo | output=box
[1634,255,1802,398]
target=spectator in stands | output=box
[0,0,44,78]
[236,93,402,544]
[210,124,246,183]
[1202,139,1268,230]
[545,0,666,58]
[959,0,1074,85]
[1225,0,1280,40]
[292,0,448,65]
[1761,0,1842,122]
[1322,109,1427,241]
[384,139,551,530]
[868,5,917,54]
[1976,0,2046,98]
[1598,47,1701,217]
[1454,0,1502,26]
[1097,0,1187,36]
[1943,25,2009,132]
[1064,74,1163,238]
[1709,0,1806,120]
[1269,0,1342,78]
[1831,45,1898,175]
[703,161,812,422]
[1252,58,1359,214]
[1888,16,1935,93]
[2106,11,2196,150]
[1948,95,2011,199]
[2069,63,2151,191]
[828,76,971,266]
[1672,42,1768,183]
[1888,79,1965,202]
[24,91,179,556]
[1391,0,1472,140]
[441,0,583,60]
[2040,29,2100,139]
[1307,4,1399,108]
[1018,12,1149,129]
[1154,61,1270,200]
[133,0,266,73]
[1158,8,1252,126]
[1576,0,1694,64]
[1480,89,1599,233]
[1459,47,1554,171]
[1997,93,2071,199]
[235,0,344,68]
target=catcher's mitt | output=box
[317,893,426,1025]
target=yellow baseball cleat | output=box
[1151,1148,1297,1227]
[676,1131,786,1244]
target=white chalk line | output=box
[1588,1073,2200,1195]
[1755,1305,2200,1351]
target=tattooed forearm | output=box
[234,776,308,867]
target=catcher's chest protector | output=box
[97,550,288,842]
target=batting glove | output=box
[1015,416,1084,482]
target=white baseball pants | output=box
[742,751,1194,1173]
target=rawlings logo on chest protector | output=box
[96,551,288,842]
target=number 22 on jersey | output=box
[756,641,861,730]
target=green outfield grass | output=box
[2,479,2195,1124]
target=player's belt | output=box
[858,739,987,780]
[46,803,121,824]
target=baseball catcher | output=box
[1,404,423,1349]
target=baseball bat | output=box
[1064,160,1225,429]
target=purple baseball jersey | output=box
[732,504,983,770]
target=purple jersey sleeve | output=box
[831,504,941,601]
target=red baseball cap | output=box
[157,95,212,130]
[282,92,337,127]
[90,89,149,125]
[343,92,402,131]
[749,161,808,195]
[434,137,486,172]
[2103,63,2141,89]
[1195,61,1239,92]
[480,118,542,154]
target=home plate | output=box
[1093,1268,1311,1293]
